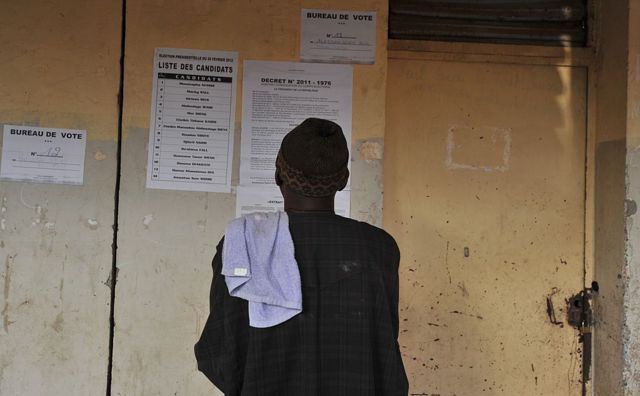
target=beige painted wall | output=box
[2,1,638,395]
[0,1,121,395]
[623,1,640,392]
[111,1,388,394]
[592,0,629,393]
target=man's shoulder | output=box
[327,215,399,253]
[355,218,396,241]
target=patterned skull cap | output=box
[275,118,349,197]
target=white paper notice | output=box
[1,125,86,185]
[240,60,352,187]
[236,185,350,218]
[146,48,238,192]
[300,9,376,64]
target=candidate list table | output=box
[150,72,233,187]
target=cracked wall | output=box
[111,1,388,395]
[0,2,121,394]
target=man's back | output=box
[195,212,408,396]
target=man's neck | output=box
[281,186,335,213]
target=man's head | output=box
[275,118,349,205]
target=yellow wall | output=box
[1,1,639,394]
[0,1,121,395]
[122,0,388,141]
[385,54,587,394]
[0,1,388,394]
[112,1,388,394]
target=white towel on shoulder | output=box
[222,211,302,328]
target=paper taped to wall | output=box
[239,60,353,187]
[236,185,350,218]
[300,9,376,64]
[1,125,87,185]
[145,47,238,193]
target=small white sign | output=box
[300,9,376,64]
[1,125,86,185]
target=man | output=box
[195,118,408,395]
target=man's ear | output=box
[275,169,283,186]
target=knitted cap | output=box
[275,118,349,197]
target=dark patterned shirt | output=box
[195,212,408,395]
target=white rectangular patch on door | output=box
[445,126,511,172]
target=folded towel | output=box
[222,211,302,328]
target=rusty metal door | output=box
[384,56,587,395]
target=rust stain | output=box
[444,241,451,284]
[450,310,483,320]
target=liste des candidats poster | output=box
[145,48,238,193]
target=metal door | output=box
[384,56,587,395]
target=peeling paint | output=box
[143,214,154,229]
[94,150,107,161]
[350,139,384,227]
[0,197,7,233]
[626,199,638,217]
[358,140,383,162]
[30,204,48,226]
[86,218,99,230]
[2,254,16,333]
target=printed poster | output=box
[1,125,86,185]
[238,60,353,217]
[239,60,352,187]
[300,9,376,64]
[146,47,238,192]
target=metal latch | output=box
[567,282,598,332]
[567,282,599,396]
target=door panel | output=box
[384,58,586,395]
